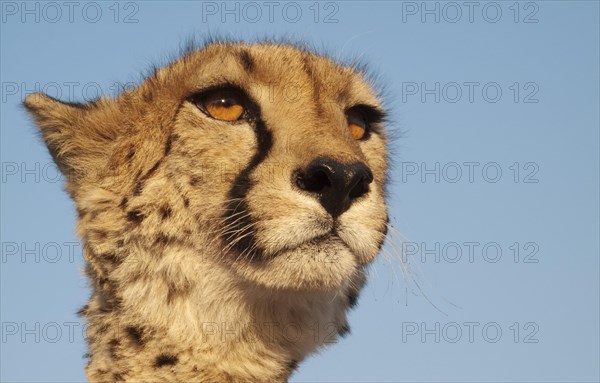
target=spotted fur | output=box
[24,41,389,382]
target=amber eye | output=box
[346,109,368,140]
[198,90,245,121]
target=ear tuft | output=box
[24,92,88,113]
[23,93,116,183]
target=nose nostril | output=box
[348,172,372,200]
[296,169,331,193]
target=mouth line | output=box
[310,231,337,243]
[271,229,344,257]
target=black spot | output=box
[182,197,190,208]
[154,353,178,368]
[119,197,128,209]
[112,296,124,312]
[100,288,123,312]
[94,230,108,240]
[347,290,359,309]
[166,280,191,304]
[189,175,202,187]
[145,160,161,176]
[76,208,87,218]
[97,131,113,141]
[239,49,255,73]
[125,326,144,346]
[133,180,144,196]
[142,89,154,102]
[127,210,144,224]
[108,338,120,359]
[113,372,125,381]
[97,323,110,335]
[133,167,141,178]
[338,323,351,338]
[164,135,173,156]
[84,263,99,281]
[126,148,135,160]
[154,233,171,245]
[83,352,90,359]
[103,253,121,265]
[160,205,172,220]
[133,161,161,195]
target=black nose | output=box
[295,158,373,218]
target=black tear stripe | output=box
[239,49,255,73]
[223,117,273,260]
[164,135,173,156]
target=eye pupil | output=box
[218,98,234,107]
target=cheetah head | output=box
[24,42,389,295]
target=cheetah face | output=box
[24,43,389,292]
[166,44,389,290]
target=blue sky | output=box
[1,1,599,382]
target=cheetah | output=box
[24,40,389,382]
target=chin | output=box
[228,235,358,291]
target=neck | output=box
[82,238,351,382]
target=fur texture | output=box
[24,41,389,382]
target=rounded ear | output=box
[23,93,118,183]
